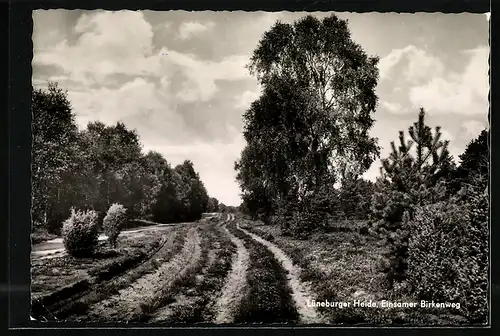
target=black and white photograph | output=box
[30,10,490,325]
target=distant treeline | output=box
[32,82,226,234]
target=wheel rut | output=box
[237,223,325,324]
[213,218,250,324]
[88,227,201,322]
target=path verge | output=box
[213,222,251,324]
[238,223,325,324]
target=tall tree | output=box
[218,203,228,213]
[32,82,80,232]
[139,151,170,219]
[235,14,380,231]
[151,162,182,223]
[79,121,143,215]
[235,140,279,220]
[246,14,380,187]
[32,82,219,232]
[174,160,209,221]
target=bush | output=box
[370,181,448,286]
[278,189,334,239]
[62,208,99,257]
[279,209,311,239]
[273,198,297,236]
[103,203,127,248]
[405,186,488,323]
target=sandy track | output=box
[213,218,250,324]
[149,221,238,323]
[215,213,232,228]
[88,227,201,321]
[148,225,212,323]
[237,223,325,324]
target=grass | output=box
[242,220,469,326]
[227,222,299,324]
[136,227,210,322]
[31,235,154,293]
[151,224,236,324]
[48,227,187,321]
[31,239,154,300]
[32,239,162,321]
[31,278,92,320]
[88,245,156,282]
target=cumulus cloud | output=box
[160,50,250,102]
[378,45,444,83]
[440,128,455,142]
[67,77,183,132]
[33,11,248,103]
[33,11,161,85]
[409,46,489,115]
[178,21,215,40]
[32,10,72,49]
[33,10,253,133]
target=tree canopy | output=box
[236,14,381,226]
[452,129,489,192]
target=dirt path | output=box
[237,223,324,324]
[148,226,210,323]
[88,227,201,321]
[215,213,232,228]
[213,218,250,323]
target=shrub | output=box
[280,209,313,239]
[103,203,127,248]
[273,198,297,236]
[278,189,335,239]
[370,181,448,286]
[405,186,488,323]
[62,208,99,257]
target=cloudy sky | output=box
[32,10,489,206]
